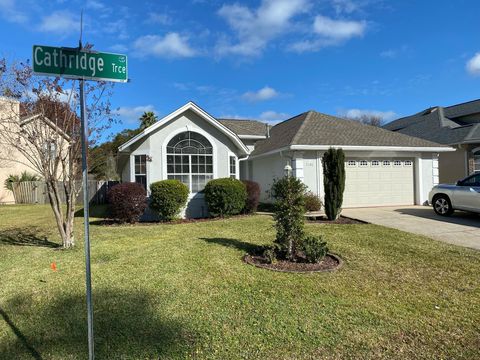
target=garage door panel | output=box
[343,158,414,207]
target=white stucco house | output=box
[118,102,453,218]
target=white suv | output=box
[429,173,480,216]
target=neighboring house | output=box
[384,99,480,184]
[118,102,452,218]
[0,97,70,204]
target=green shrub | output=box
[271,176,306,261]
[204,178,247,217]
[301,234,328,263]
[304,192,322,212]
[322,148,345,220]
[4,171,40,191]
[149,180,189,221]
[242,180,261,213]
[260,244,279,264]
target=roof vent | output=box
[265,123,270,138]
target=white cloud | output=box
[466,53,480,76]
[332,0,359,14]
[290,15,366,52]
[259,110,290,122]
[86,0,105,10]
[39,11,80,35]
[242,86,279,102]
[380,45,410,59]
[133,33,196,58]
[0,0,28,23]
[115,105,157,124]
[339,108,398,121]
[109,44,128,53]
[216,0,309,57]
[146,12,172,25]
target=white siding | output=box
[249,154,287,201]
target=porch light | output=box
[284,164,292,177]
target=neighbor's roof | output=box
[217,118,270,137]
[383,99,480,145]
[251,111,448,157]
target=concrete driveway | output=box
[342,206,480,250]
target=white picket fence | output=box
[11,180,118,205]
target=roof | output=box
[384,99,480,145]
[118,102,249,154]
[217,118,269,137]
[251,111,448,156]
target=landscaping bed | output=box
[307,215,367,225]
[244,253,342,273]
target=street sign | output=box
[32,45,128,83]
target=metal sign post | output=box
[32,39,127,360]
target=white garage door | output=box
[343,158,414,207]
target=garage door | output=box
[343,158,414,207]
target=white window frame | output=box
[393,160,402,167]
[404,160,413,167]
[134,154,148,190]
[347,160,357,167]
[228,153,238,179]
[473,147,480,173]
[359,160,369,167]
[371,160,380,167]
[382,160,391,167]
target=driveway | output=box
[342,206,480,250]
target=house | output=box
[0,97,71,204]
[118,102,453,218]
[383,99,480,184]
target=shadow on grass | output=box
[74,204,110,219]
[199,237,261,254]
[0,289,196,359]
[0,228,60,248]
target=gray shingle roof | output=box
[251,111,445,156]
[383,99,480,145]
[217,118,269,137]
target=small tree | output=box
[139,111,157,130]
[0,58,115,248]
[322,148,345,220]
[271,176,306,261]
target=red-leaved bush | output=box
[242,180,261,213]
[108,182,147,223]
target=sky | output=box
[1,0,480,139]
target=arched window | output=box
[166,131,213,192]
[474,148,480,173]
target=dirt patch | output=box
[307,216,367,225]
[244,253,343,273]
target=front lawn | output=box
[0,205,479,359]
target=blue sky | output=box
[1,0,480,137]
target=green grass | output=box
[0,205,479,359]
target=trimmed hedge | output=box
[304,192,322,212]
[108,182,147,223]
[149,180,189,221]
[204,178,247,217]
[242,180,261,214]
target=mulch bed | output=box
[244,253,343,273]
[307,216,367,225]
[90,214,252,226]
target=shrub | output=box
[304,192,322,212]
[271,176,306,261]
[4,171,40,191]
[204,178,247,217]
[301,234,328,263]
[149,180,189,221]
[322,148,345,220]
[108,182,147,223]
[242,180,261,213]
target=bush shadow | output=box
[199,237,261,254]
[74,204,110,219]
[0,227,60,248]
[0,289,197,359]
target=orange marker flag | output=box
[50,262,57,272]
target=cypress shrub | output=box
[322,148,346,220]
[204,178,247,217]
[242,180,261,213]
[150,180,189,221]
[108,182,147,223]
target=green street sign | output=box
[32,45,128,83]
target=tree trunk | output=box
[46,180,75,248]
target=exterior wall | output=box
[0,99,36,204]
[249,153,288,201]
[438,146,466,184]
[120,109,245,218]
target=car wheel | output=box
[433,195,454,216]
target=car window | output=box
[461,174,480,186]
